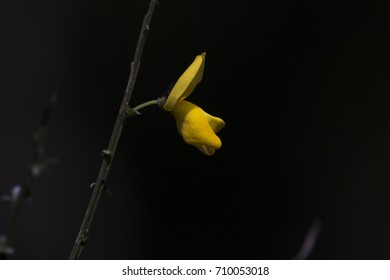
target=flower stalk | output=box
[129,99,159,115]
[68,0,157,260]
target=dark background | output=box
[1,0,390,259]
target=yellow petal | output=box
[196,145,216,156]
[204,112,225,133]
[164,52,206,111]
[171,100,224,155]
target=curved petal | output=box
[203,112,225,133]
[171,100,224,155]
[164,52,206,111]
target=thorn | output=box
[80,229,89,245]
[101,150,112,161]
[90,182,110,195]
[104,187,112,196]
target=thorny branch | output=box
[68,0,158,260]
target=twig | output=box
[68,0,157,260]
[0,89,58,259]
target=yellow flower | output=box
[163,52,225,155]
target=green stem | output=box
[68,0,157,260]
[132,100,159,112]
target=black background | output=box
[1,0,390,259]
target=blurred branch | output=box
[293,219,322,260]
[0,89,58,259]
[68,0,157,260]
